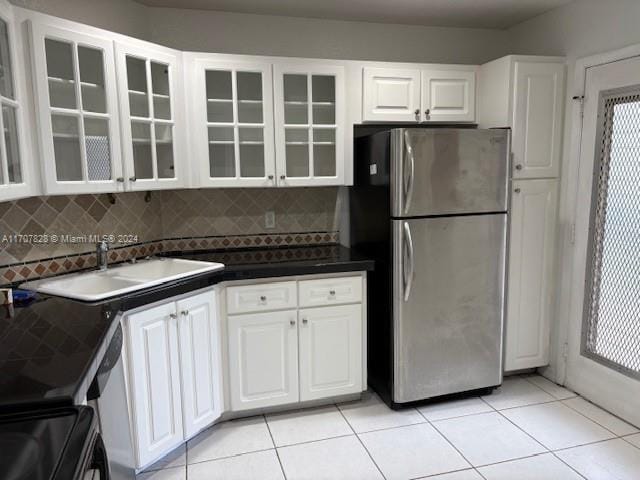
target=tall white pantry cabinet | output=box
[478,55,565,372]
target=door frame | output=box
[554,44,640,404]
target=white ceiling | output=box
[133,0,577,29]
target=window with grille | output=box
[583,89,640,378]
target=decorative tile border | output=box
[0,232,339,285]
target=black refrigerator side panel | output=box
[350,131,394,405]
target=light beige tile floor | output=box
[138,375,640,480]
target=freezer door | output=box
[392,214,506,403]
[391,129,510,217]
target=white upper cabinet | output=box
[30,21,123,194]
[512,62,564,179]
[505,179,558,371]
[477,55,565,179]
[362,67,421,122]
[115,42,186,190]
[362,66,476,123]
[0,2,34,202]
[274,63,345,186]
[189,57,275,187]
[421,69,475,122]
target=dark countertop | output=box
[0,245,373,411]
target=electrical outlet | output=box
[265,211,276,229]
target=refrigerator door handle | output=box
[403,130,415,215]
[403,221,414,302]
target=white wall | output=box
[10,0,149,38]
[507,0,640,383]
[508,0,640,60]
[146,8,509,64]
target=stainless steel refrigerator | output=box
[350,127,510,408]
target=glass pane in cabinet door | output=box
[237,71,262,123]
[126,56,148,118]
[151,62,171,120]
[283,74,307,125]
[239,127,264,177]
[0,19,14,99]
[285,128,309,177]
[3,106,20,183]
[45,39,76,109]
[78,46,106,113]
[312,75,335,125]
[313,129,336,177]
[84,117,111,180]
[131,121,153,179]
[208,126,235,177]
[155,124,175,178]
[206,70,233,123]
[51,114,82,181]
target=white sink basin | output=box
[21,257,224,301]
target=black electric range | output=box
[0,405,107,479]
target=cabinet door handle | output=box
[414,109,420,116]
[169,313,177,319]
[180,310,189,316]
[268,175,274,180]
[329,290,336,296]
[260,295,267,302]
[290,319,296,326]
[129,176,137,182]
[515,164,523,171]
[514,188,521,194]
[424,109,430,117]
[280,175,286,180]
[302,318,308,325]
[116,177,124,182]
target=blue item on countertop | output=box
[12,289,37,306]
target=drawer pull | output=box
[329,290,336,296]
[260,295,267,302]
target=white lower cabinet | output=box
[299,304,362,401]
[505,179,558,371]
[176,292,222,438]
[124,275,366,468]
[124,289,222,469]
[126,302,184,468]
[226,274,366,412]
[228,310,299,410]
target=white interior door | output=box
[567,55,640,427]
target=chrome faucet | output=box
[96,241,109,271]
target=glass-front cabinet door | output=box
[30,22,122,194]
[274,63,345,186]
[0,2,32,201]
[191,58,275,187]
[115,42,185,190]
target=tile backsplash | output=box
[0,187,340,284]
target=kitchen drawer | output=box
[298,276,362,307]
[226,281,297,314]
